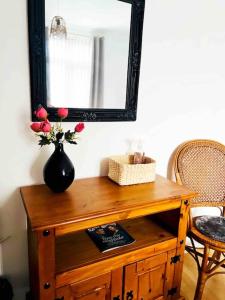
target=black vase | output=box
[43,143,75,193]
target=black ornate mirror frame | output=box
[28,0,145,122]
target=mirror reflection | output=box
[45,0,132,109]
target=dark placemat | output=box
[195,215,225,243]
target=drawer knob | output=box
[43,230,50,237]
[44,282,51,289]
[113,296,120,300]
[184,200,189,206]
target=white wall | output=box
[1,0,225,299]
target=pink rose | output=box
[75,122,85,133]
[34,106,48,120]
[40,120,51,133]
[30,122,41,132]
[57,108,68,119]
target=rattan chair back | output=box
[173,139,225,207]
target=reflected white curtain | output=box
[90,37,104,108]
[47,33,94,108]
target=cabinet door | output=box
[56,269,123,300]
[124,250,176,300]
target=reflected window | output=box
[47,33,104,108]
[45,0,131,109]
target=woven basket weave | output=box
[108,155,156,186]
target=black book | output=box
[86,223,135,253]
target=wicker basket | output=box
[108,155,156,186]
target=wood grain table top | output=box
[20,175,196,231]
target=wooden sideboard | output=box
[21,175,196,300]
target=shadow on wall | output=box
[99,158,109,176]
[0,149,50,299]
[0,189,29,298]
[30,147,50,183]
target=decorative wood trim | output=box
[28,0,145,122]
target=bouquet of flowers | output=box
[30,106,85,146]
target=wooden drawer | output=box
[56,269,123,300]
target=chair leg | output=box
[207,250,220,271]
[194,245,209,300]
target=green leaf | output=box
[64,130,77,145]
[64,130,73,140]
[38,135,51,147]
[67,140,77,145]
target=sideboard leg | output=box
[28,222,55,300]
[171,198,190,300]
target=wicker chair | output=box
[168,139,225,300]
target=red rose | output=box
[30,122,41,132]
[75,122,85,133]
[40,120,51,133]
[57,108,68,119]
[34,106,48,120]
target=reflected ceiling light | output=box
[50,16,67,39]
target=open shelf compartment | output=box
[56,215,177,275]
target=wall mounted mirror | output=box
[28,0,145,121]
